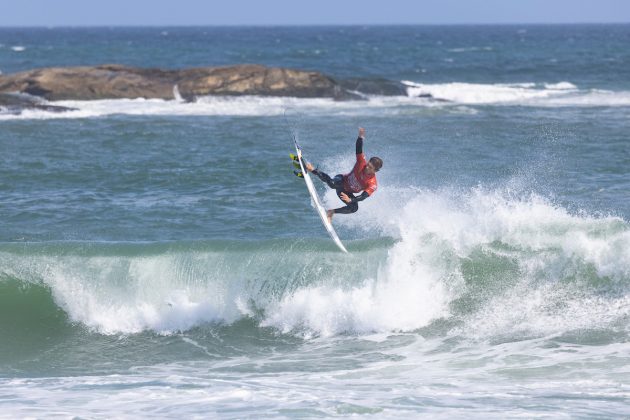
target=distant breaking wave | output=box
[2,80,630,120]
[403,80,630,106]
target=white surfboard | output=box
[294,140,348,253]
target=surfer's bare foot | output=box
[326,210,334,224]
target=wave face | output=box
[2,188,628,343]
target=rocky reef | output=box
[0,64,420,115]
[0,92,77,114]
[0,64,361,102]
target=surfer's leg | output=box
[312,170,342,190]
[326,189,357,222]
[333,203,359,214]
[333,190,359,214]
[326,209,334,224]
[326,204,358,223]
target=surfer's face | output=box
[365,161,377,176]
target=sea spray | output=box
[336,185,630,339]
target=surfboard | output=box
[293,140,348,253]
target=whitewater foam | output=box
[0,93,470,121]
[447,46,494,53]
[2,80,630,120]
[404,81,576,104]
[334,185,630,337]
[29,252,249,334]
[465,284,630,340]
[403,81,630,107]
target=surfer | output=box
[305,127,382,223]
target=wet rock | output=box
[0,64,359,101]
[0,92,77,114]
[339,78,408,96]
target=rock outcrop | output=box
[339,78,408,97]
[0,64,358,101]
[0,92,77,114]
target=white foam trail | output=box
[11,46,26,52]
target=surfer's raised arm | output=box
[356,127,365,156]
[305,127,367,173]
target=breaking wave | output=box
[1,187,628,341]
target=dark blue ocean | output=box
[1,25,629,418]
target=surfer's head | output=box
[365,157,383,176]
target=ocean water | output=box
[1,25,630,418]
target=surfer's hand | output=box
[306,162,314,172]
[358,127,365,138]
[340,192,352,203]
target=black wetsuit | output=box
[311,136,371,214]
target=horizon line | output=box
[1,21,630,29]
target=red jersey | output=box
[343,152,378,195]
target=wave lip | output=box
[0,239,390,336]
